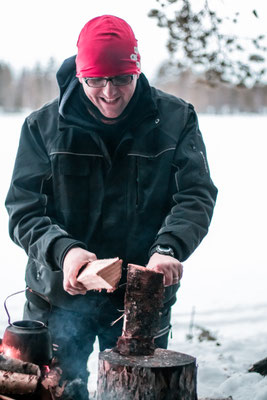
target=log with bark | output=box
[116,264,164,356]
[248,356,267,376]
[0,354,40,395]
[0,354,67,399]
[40,363,65,399]
[97,348,197,400]
[0,353,91,399]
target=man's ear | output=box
[78,77,83,84]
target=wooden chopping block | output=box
[97,348,197,400]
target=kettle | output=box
[2,288,53,366]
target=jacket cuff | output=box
[149,233,184,261]
[50,237,87,270]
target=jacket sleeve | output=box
[5,115,86,270]
[150,105,218,262]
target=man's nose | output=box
[102,81,118,97]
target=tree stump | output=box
[97,348,197,400]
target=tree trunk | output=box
[97,348,197,400]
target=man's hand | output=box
[147,252,183,287]
[63,247,97,295]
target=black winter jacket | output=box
[5,56,217,312]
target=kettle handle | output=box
[4,287,52,325]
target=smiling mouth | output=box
[101,97,120,105]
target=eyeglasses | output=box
[83,75,134,88]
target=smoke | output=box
[62,378,89,400]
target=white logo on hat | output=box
[130,46,139,68]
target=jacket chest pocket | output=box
[59,156,91,176]
[130,152,174,213]
[52,154,105,211]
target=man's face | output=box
[79,75,138,119]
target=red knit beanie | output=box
[76,15,141,78]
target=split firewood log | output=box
[0,354,40,395]
[77,257,122,291]
[41,366,65,397]
[116,263,164,356]
[0,354,40,376]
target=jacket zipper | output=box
[154,324,171,339]
[135,157,139,208]
[199,150,209,173]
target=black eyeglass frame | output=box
[83,75,134,88]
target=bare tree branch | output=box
[148,0,267,86]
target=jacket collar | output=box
[56,55,158,134]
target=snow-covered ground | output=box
[0,112,267,399]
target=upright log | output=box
[97,348,197,400]
[116,264,164,356]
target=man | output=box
[5,15,217,397]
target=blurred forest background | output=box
[1,58,267,113]
[0,58,59,112]
[0,0,266,114]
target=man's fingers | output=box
[147,260,182,286]
[65,287,87,295]
[164,276,179,287]
[64,279,87,294]
[65,288,87,296]
[146,264,162,273]
[69,276,86,289]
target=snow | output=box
[0,112,267,399]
